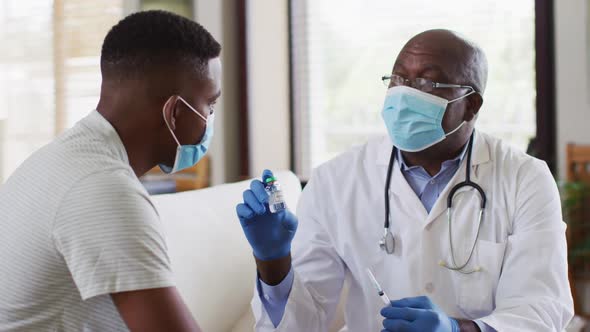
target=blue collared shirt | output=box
[397,145,466,213]
[258,144,495,332]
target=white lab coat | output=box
[252,131,573,332]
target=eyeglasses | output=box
[381,74,475,94]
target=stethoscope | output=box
[379,132,487,274]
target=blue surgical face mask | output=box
[381,85,472,152]
[159,96,215,174]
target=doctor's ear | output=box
[464,92,483,122]
[162,95,180,130]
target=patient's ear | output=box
[162,95,180,131]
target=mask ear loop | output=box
[162,98,181,147]
[444,121,466,138]
[444,88,477,137]
[163,96,209,147]
[448,88,476,103]
[177,96,208,122]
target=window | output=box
[0,0,124,181]
[290,0,536,178]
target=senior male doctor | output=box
[236,29,573,332]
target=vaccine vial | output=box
[264,176,287,213]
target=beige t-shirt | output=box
[0,111,174,331]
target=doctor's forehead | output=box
[393,30,473,80]
[393,54,453,81]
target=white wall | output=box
[555,0,590,179]
[246,0,291,177]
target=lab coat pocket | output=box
[457,239,506,319]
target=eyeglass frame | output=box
[381,74,477,95]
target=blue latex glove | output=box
[381,296,459,332]
[236,170,298,261]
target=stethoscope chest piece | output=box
[379,229,395,254]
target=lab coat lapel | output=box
[376,137,429,221]
[424,131,491,227]
[390,158,430,220]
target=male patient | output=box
[0,11,220,331]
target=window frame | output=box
[534,0,557,173]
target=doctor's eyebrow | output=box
[395,63,447,80]
[420,65,452,79]
[420,64,444,74]
[391,62,448,79]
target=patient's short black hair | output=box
[100,10,221,80]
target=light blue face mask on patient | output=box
[381,85,472,152]
[159,97,215,174]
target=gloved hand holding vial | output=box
[236,170,298,261]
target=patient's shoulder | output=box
[55,168,157,228]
